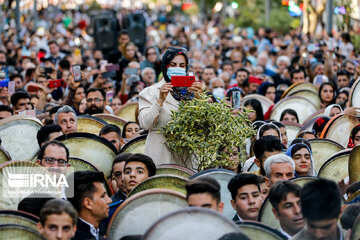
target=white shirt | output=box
[279,226,292,239]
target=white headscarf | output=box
[324,104,343,117]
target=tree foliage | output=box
[161,94,255,171]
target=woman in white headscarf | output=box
[324,104,343,118]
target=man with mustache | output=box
[269,181,304,239]
[85,88,106,115]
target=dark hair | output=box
[340,203,360,230]
[99,124,121,138]
[86,87,106,100]
[235,68,249,78]
[185,177,221,203]
[257,82,275,96]
[290,69,305,80]
[221,60,233,70]
[39,199,78,226]
[290,138,312,152]
[337,70,349,78]
[124,153,156,177]
[59,59,71,70]
[301,179,341,221]
[37,124,62,147]
[244,99,264,121]
[37,140,69,162]
[48,40,58,46]
[218,232,251,240]
[347,181,360,196]
[319,82,336,104]
[112,153,133,174]
[297,131,316,139]
[161,47,189,83]
[312,117,330,136]
[280,109,299,123]
[258,123,280,139]
[227,173,260,200]
[10,91,30,107]
[122,121,140,138]
[268,181,301,212]
[119,29,129,36]
[67,171,106,212]
[272,121,285,129]
[49,106,62,115]
[9,73,23,82]
[350,125,360,146]
[204,66,217,76]
[290,143,311,157]
[253,136,283,161]
[0,105,13,115]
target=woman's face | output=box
[265,86,276,102]
[320,85,334,104]
[262,128,280,139]
[111,98,122,113]
[329,107,341,117]
[354,130,360,147]
[336,93,348,104]
[245,105,257,122]
[293,147,311,176]
[126,45,136,58]
[169,54,186,69]
[79,98,86,114]
[282,113,297,122]
[146,47,157,63]
[125,123,140,139]
[302,133,316,140]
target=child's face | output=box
[37,213,76,240]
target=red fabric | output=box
[264,104,275,120]
[248,76,263,85]
[227,83,238,89]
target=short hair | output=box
[347,182,360,196]
[204,66,217,76]
[141,67,155,78]
[0,105,13,114]
[10,91,30,106]
[218,232,251,240]
[209,77,224,89]
[264,154,295,178]
[48,105,61,115]
[124,153,156,177]
[301,179,341,221]
[290,69,305,80]
[112,153,133,171]
[227,173,260,200]
[337,70,349,78]
[86,87,106,100]
[54,105,77,125]
[276,56,290,67]
[39,199,78,226]
[9,73,23,82]
[235,68,249,77]
[99,124,121,138]
[268,181,301,212]
[185,177,221,203]
[37,124,62,147]
[341,59,355,69]
[253,136,283,161]
[67,171,106,212]
[340,203,360,230]
[280,109,299,123]
[37,140,69,162]
[48,40,58,46]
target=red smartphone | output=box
[48,79,66,89]
[171,76,196,87]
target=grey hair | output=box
[54,105,77,124]
[264,153,295,178]
[141,67,156,78]
[209,77,224,89]
[276,56,290,67]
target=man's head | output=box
[10,74,24,90]
[99,124,121,152]
[341,59,355,76]
[123,154,156,193]
[10,91,32,111]
[36,140,70,175]
[112,153,133,195]
[185,177,224,213]
[290,69,306,84]
[253,136,283,176]
[209,77,225,91]
[37,124,63,147]
[264,154,295,187]
[0,105,13,120]
[54,105,77,135]
[336,70,350,88]
[48,40,60,56]
[269,181,304,236]
[67,171,112,223]
[235,68,249,86]
[85,88,105,115]
[227,173,262,221]
[300,179,342,240]
[141,67,156,86]
[37,199,78,240]
[119,30,130,46]
[340,203,360,230]
[202,66,217,85]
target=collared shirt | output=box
[79,217,99,240]
[279,226,292,239]
[236,214,243,222]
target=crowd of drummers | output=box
[1,6,360,240]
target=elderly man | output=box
[54,105,77,135]
[141,67,156,87]
[264,153,295,187]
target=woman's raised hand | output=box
[157,83,173,106]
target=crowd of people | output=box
[0,5,360,240]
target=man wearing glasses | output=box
[36,140,70,176]
[85,88,106,115]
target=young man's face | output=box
[305,218,339,240]
[123,161,150,193]
[37,213,77,240]
[272,192,304,236]
[86,182,112,221]
[259,182,269,200]
[187,193,224,213]
[101,131,121,152]
[231,184,262,221]
[112,161,127,193]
